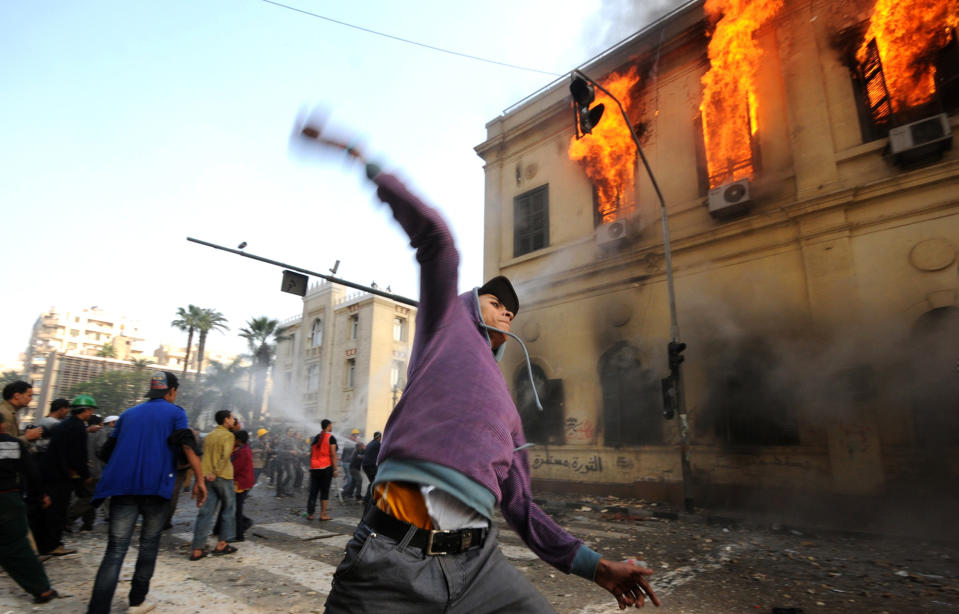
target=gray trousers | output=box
[324,522,555,614]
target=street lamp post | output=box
[570,70,694,512]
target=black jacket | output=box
[362,439,381,470]
[42,415,90,481]
[0,433,43,502]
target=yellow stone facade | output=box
[272,282,416,439]
[476,0,959,509]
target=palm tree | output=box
[239,316,291,423]
[96,343,117,358]
[200,357,254,426]
[171,305,202,377]
[194,308,229,378]
[129,357,151,371]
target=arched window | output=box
[310,318,323,348]
[598,341,661,446]
[909,306,959,445]
[514,364,563,444]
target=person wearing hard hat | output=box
[251,428,269,484]
[36,394,97,556]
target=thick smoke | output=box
[582,0,693,56]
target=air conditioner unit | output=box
[596,219,630,247]
[888,113,953,166]
[708,178,751,219]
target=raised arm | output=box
[296,120,460,342]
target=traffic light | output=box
[668,341,687,372]
[570,76,605,137]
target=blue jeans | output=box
[191,478,235,549]
[86,495,168,614]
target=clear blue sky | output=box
[1,0,680,366]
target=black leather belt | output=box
[363,505,487,556]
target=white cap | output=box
[103,415,119,424]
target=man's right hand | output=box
[192,481,208,507]
[24,427,43,441]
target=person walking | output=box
[273,428,297,498]
[251,428,268,484]
[190,410,238,560]
[361,431,381,504]
[214,430,255,541]
[0,381,43,444]
[86,371,206,614]
[37,394,98,556]
[231,430,255,540]
[338,428,361,498]
[298,122,659,613]
[306,419,337,521]
[65,413,104,532]
[0,413,58,604]
[344,442,365,500]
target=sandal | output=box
[189,551,207,561]
[212,545,238,556]
[34,589,58,604]
[318,516,332,521]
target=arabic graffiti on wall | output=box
[564,416,594,443]
[531,453,603,474]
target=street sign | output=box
[281,270,308,296]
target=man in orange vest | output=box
[306,420,338,521]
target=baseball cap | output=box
[103,415,119,424]
[147,371,179,399]
[478,275,519,316]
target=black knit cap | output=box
[478,275,519,316]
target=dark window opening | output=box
[935,28,959,115]
[514,364,564,444]
[698,336,799,446]
[599,341,662,447]
[836,24,959,143]
[513,185,549,257]
[908,306,959,446]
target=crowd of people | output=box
[0,375,378,612]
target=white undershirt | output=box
[420,485,489,530]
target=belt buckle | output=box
[426,530,451,555]
[426,530,471,555]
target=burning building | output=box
[475,0,959,527]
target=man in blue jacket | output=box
[86,371,206,614]
[298,120,659,613]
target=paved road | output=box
[3,480,957,613]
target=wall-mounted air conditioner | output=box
[708,178,751,219]
[888,113,953,166]
[596,219,630,247]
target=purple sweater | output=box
[373,171,588,574]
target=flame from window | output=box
[699,0,783,189]
[857,0,959,112]
[568,68,640,224]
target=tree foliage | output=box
[96,343,117,358]
[67,370,148,417]
[239,316,291,423]
[194,308,229,377]
[171,304,202,377]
